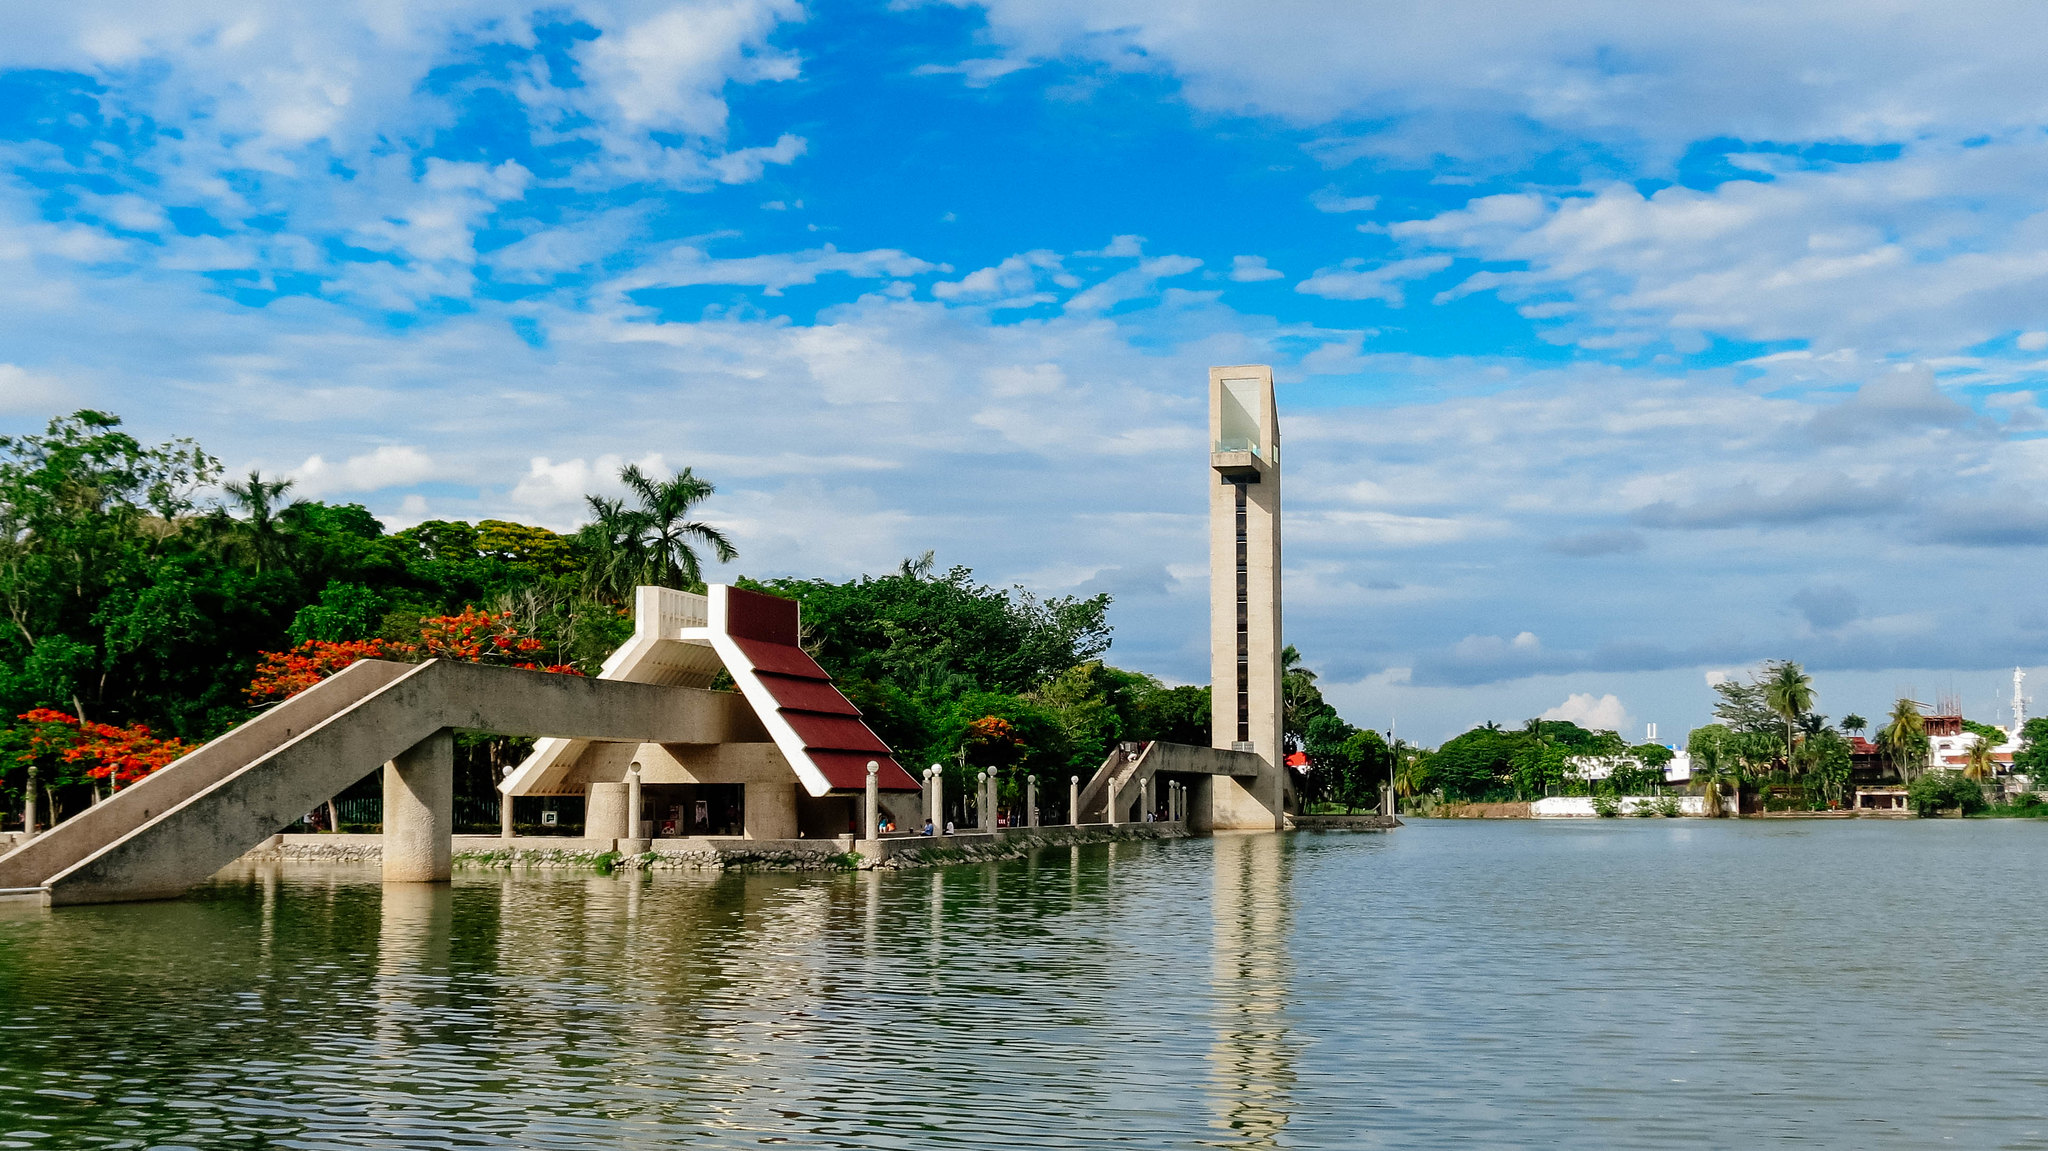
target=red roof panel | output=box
[810,749,920,791]
[754,672,861,715]
[783,711,891,754]
[730,636,830,679]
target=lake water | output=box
[4,819,2048,1149]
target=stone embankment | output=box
[234,824,1213,873]
[1291,814,1402,831]
[1429,802,1533,819]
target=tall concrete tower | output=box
[1208,365,1287,829]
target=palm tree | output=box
[1281,644,1321,735]
[578,465,737,601]
[618,464,736,589]
[1879,698,1928,785]
[219,470,300,573]
[1963,736,1995,782]
[1693,738,1731,818]
[1841,713,1867,737]
[1763,660,1815,773]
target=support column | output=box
[1027,775,1039,828]
[933,766,946,834]
[621,763,649,853]
[383,729,453,884]
[986,771,998,831]
[1107,776,1120,826]
[586,781,630,845]
[977,772,991,832]
[1142,776,1153,821]
[23,764,37,840]
[500,789,514,840]
[864,761,880,840]
[1070,776,1079,827]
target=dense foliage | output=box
[1908,770,1990,817]
[1412,719,1670,803]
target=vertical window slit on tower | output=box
[1234,480,1250,745]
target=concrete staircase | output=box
[0,659,741,906]
[1071,740,1271,827]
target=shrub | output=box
[1653,795,1682,818]
[1907,770,1989,817]
[1591,793,1622,818]
[2008,791,2045,815]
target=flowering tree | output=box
[246,608,578,705]
[8,708,189,789]
[246,639,414,704]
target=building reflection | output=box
[1208,832,1296,1145]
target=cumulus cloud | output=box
[1540,692,1633,735]
[291,446,439,495]
[1229,255,1284,282]
[0,364,72,414]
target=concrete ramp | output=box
[1074,740,1266,826]
[0,659,416,892]
[3,660,752,906]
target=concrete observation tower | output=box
[1207,365,1289,828]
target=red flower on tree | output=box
[12,709,190,788]
[246,609,580,704]
[246,639,415,704]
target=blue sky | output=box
[7,2,2048,742]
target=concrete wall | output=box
[1530,795,1734,817]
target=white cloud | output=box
[1229,255,1283,282]
[0,364,73,414]
[1311,190,1379,214]
[945,2,2048,167]
[290,445,438,495]
[613,244,939,297]
[1539,691,1633,734]
[1296,255,1451,304]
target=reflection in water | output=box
[1208,832,1296,1145]
[16,825,2048,1148]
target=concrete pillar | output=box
[922,767,934,825]
[1107,776,1120,826]
[864,761,880,840]
[743,780,798,840]
[587,781,630,844]
[977,771,990,832]
[1070,776,1079,827]
[382,729,453,884]
[500,790,514,840]
[23,764,36,839]
[986,771,998,831]
[1027,775,1038,828]
[932,766,945,834]
[1142,776,1153,821]
[620,763,649,852]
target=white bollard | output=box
[976,771,990,832]
[1027,775,1038,828]
[1107,776,1120,826]
[864,761,880,840]
[932,765,945,834]
[1070,776,1080,827]
[23,764,37,839]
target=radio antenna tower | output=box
[2015,667,2029,733]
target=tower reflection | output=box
[1208,832,1296,1145]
